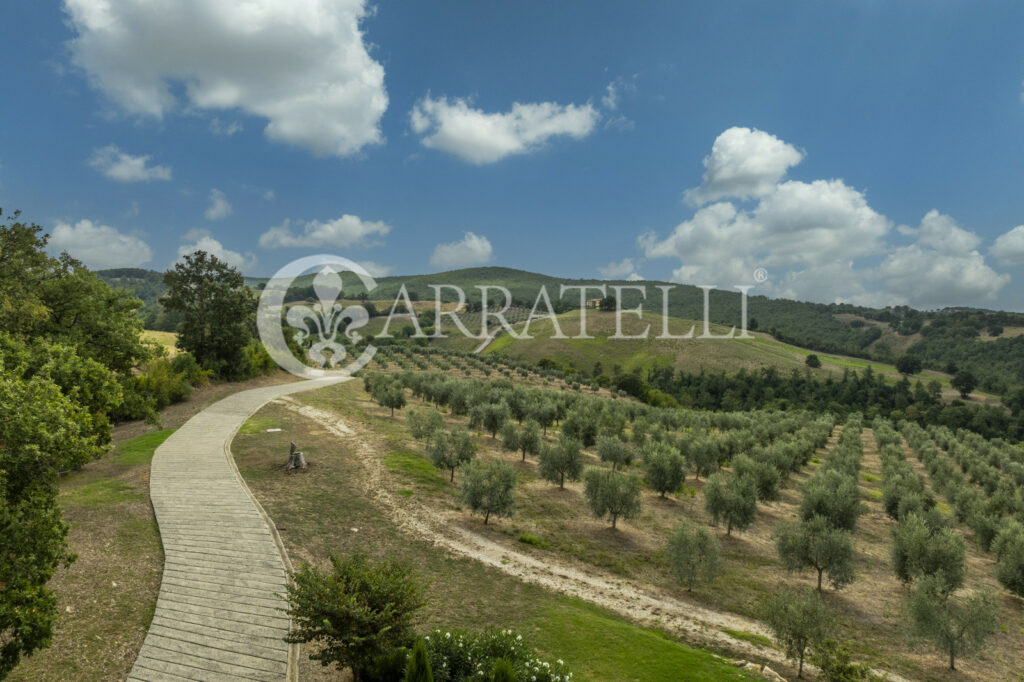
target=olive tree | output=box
[597,436,635,471]
[667,520,722,592]
[800,470,864,532]
[991,522,1024,597]
[891,513,965,595]
[583,468,642,529]
[643,442,686,498]
[775,516,856,592]
[469,401,510,439]
[537,435,584,489]
[761,588,832,678]
[461,461,517,525]
[407,408,443,442]
[703,472,757,535]
[905,577,998,671]
[499,420,542,461]
[427,429,477,482]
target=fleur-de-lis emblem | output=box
[285,266,369,368]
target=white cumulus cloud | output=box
[430,232,493,269]
[204,189,232,220]
[178,234,256,272]
[48,219,152,268]
[64,0,388,157]
[640,128,1012,308]
[990,225,1024,266]
[598,257,643,280]
[410,96,598,164]
[89,145,171,182]
[684,126,804,206]
[258,214,390,249]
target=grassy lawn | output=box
[231,399,760,682]
[8,430,167,681]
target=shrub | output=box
[284,553,425,681]
[423,629,572,682]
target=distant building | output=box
[585,298,602,309]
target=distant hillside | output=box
[96,268,180,331]
[109,266,1024,396]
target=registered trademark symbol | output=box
[753,267,768,283]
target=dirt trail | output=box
[276,397,911,682]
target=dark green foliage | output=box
[489,659,515,682]
[422,628,571,682]
[896,355,923,375]
[404,640,433,682]
[905,577,998,671]
[703,472,757,535]
[805,354,821,368]
[161,251,257,379]
[469,401,511,438]
[461,461,517,524]
[992,522,1024,597]
[761,588,832,678]
[537,434,584,489]
[583,468,642,529]
[284,553,425,682]
[667,520,723,591]
[732,453,781,501]
[951,370,977,399]
[775,517,856,592]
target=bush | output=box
[284,553,425,681]
[422,629,572,682]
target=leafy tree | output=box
[161,251,256,378]
[530,400,557,435]
[583,469,642,529]
[404,639,433,682]
[537,435,584,489]
[896,355,923,376]
[951,370,977,399]
[643,442,686,497]
[805,354,822,369]
[376,383,407,416]
[905,577,998,671]
[407,408,444,442]
[891,513,965,595]
[597,436,635,471]
[470,401,511,439]
[0,363,103,676]
[991,522,1024,597]
[761,587,832,678]
[284,552,425,682]
[732,453,781,502]
[800,470,864,532]
[775,516,856,592]
[667,521,723,591]
[689,436,721,480]
[499,420,541,461]
[703,472,757,535]
[461,461,517,524]
[427,429,477,482]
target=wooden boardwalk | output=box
[128,377,344,682]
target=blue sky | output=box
[2,1,1024,310]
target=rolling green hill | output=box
[103,265,1024,396]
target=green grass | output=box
[239,416,283,435]
[61,478,145,507]
[722,628,774,649]
[518,532,547,548]
[532,598,757,681]
[114,429,174,466]
[384,450,451,493]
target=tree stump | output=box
[286,441,307,471]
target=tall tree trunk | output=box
[484,510,490,525]
[817,569,824,592]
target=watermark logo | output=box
[257,254,377,378]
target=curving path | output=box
[128,377,346,682]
